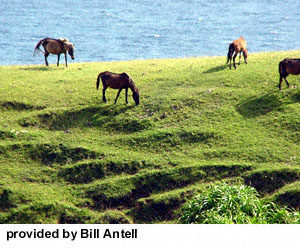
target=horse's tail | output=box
[96,73,102,90]
[226,43,234,64]
[279,60,287,77]
[96,72,106,90]
[33,38,46,55]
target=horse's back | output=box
[280,58,300,75]
[43,38,64,54]
[101,71,129,89]
[233,36,247,52]
[240,37,247,48]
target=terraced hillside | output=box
[1,51,300,223]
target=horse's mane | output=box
[58,38,74,47]
[58,38,69,43]
[124,73,139,93]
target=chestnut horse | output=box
[34,38,75,67]
[96,71,140,105]
[226,36,248,69]
[278,58,300,90]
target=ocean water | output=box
[1,0,300,65]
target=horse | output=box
[226,36,248,69]
[96,71,140,106]
[33,38,75,67]
[278,58,300,90]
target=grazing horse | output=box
[96,71,140,106]
[226,36,248,69]
[278,58,300,90]
[34,38,75,67]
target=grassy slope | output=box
[1,51,300,223]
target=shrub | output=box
[178,183,300,224]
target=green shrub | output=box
[178,183,300,224]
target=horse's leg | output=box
[125,88,128,104]
[44,52,49,66]
[114,89,122,104]
[238,53,241,65]
[243,52,246,64]
[102,83,108,103]
[279,76,283,90]
[64,53,68,67]
[57,54,60,67]
[284,77,290,88]
[233,52,238,69]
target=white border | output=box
[1,224,299,249]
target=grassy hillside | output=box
[1,51,300,223]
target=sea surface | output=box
[1,0,300,65]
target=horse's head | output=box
[126,75,140,106]
[65,43,75,60]
[132,90,140,106]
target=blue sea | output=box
[1,0,300,65]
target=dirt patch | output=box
[132,165,253,222]
[133,192,191,222]
[86,166,206,210]
[274,190,300,209]
[243,169,300,195]
[60,159,157,184]
[86,164,252,210]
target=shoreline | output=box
[1,50,299,67]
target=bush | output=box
[178,183,300,224]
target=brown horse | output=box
[226,36,248,69]
[34,38,75,67]
[279,58,300,90]
[96,71,140,105]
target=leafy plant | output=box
[178,183,300,224]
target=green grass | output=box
[1,51,300,223]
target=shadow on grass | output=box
[20,66,65,71]
[0,100,46,111]
[20,67,50,71]
[20,104,152,133]
[202,64,228,74]
[236,93,285,118]
[290,90,300,102]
